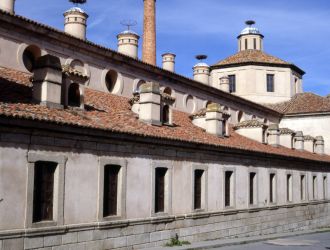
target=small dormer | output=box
[234,120,268,144]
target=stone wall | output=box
[0,123,329,249]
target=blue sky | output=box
[16,0,330,96]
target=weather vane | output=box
[195,55,208,61]
[69,0,87,7]
[120,20,137,31]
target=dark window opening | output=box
[287,174,292,202]
[68,83,80,107]
[245,39,248,50]
[313,176,317,200]
[105,70,118,93]
[33,161,57,223]
[267,74,275,92]
[155,168,167,213]
[249,172,256,205]
[229,75,236,93]
[323,177,327,199]
[103,165,121,217]
[225,171,233,207]
[301,175,306,200]
[253,38,257,49]
[270,173,275,203]
[162,105,170,124]
[194,170,204,210]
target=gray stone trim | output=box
[98,157,127,221]
[299,172,308,202]
[25,151,67,229]
[268,169,278,205]
[247,167,259,208]
[223,167,236,209]
[151,161,173,217]
[191,165,208,212]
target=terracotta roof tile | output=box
[266,93,330,114]
[233,120,266,129]
[0,67,329,163]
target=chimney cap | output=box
[64,7,88,16]
[34,55,62,70]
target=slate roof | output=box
[212,50,305,75]
[0,67,329,163]
[266,93,330,115]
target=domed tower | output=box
[117,30,140,59]
[238,20,264,51]
[64,7,89,40]
[193,55,210,85]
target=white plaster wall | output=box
[280,115,330,155]
[211,65,302,104]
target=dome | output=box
[194,62,209,67]
[119,30,139,36]
[240,26,260,35]
[65,7,86,14]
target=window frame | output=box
[323,175,328,200]
[98,157,127,221]
[312,175,318,200]
[300,173,307,201]
[266,74,275,92]
[286,173,293,203]
[223,168,235,209]
[151,162,172,216]
[248,170,258,207]
[26,152,66,228]
[228,75,236,93]
[191,165,208,212]
[269,171,277,205]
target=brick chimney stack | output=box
[142,0,156,65]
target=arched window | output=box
[68,83,80,107]
[105,70,118,93]
[163,87,172,96]
[163,105,170,124]
[238,111,244,123]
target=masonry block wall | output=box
[0,125,329,250]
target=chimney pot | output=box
[315,136,325,155]
[0,0,15,14]
[267,124,280,147]
[117,31,140,59]
[162,53,176,72]
[219,76,230,92]
[294,131,304,151]
[64,7,89,40]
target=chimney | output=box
[32,55,63,109]
[279,128,295,149]
[315,136,325,155]
[0,0,15,14]
[64,7,89,40]
[117,30,140,59]
[142,0,156,65]
[267,124,280,147]
[205,103,230,137]
[294,131,304,151]
[304,136,315,153]
[219,76,230,92]
[139,81,161,125]
[162,53,176,72]
[193,63,210,85]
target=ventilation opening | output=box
[105,70,118,93]
[163,87,172,96]
[237,111,243,123]
[23,45,41,72]
[68,83,81,107]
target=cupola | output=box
[162,53,176,72]
[238,20,264,52]
[193,55,210,85]
[64,6,89,40]
[117,28,140,59]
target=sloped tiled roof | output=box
[0,67,329,163]
[267,93,330,115]
[212,50,304,75]
[233,120,266,129]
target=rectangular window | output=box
[269,173,276,203]
[103,165,121,217]
[194,170,204,210]
[249,172,256,205]
[324,176,327,199]
[300,175,306,201]
[225,171,233,207]
[253,38,257,49]
[287,174,292,202]
[229,75,236,93]
[245,39,248,50]
[267,74,275,92]
[33,161,57,223]
[313,176,317,200]
[155,168,167,213]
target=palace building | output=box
[0,1,329,249]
